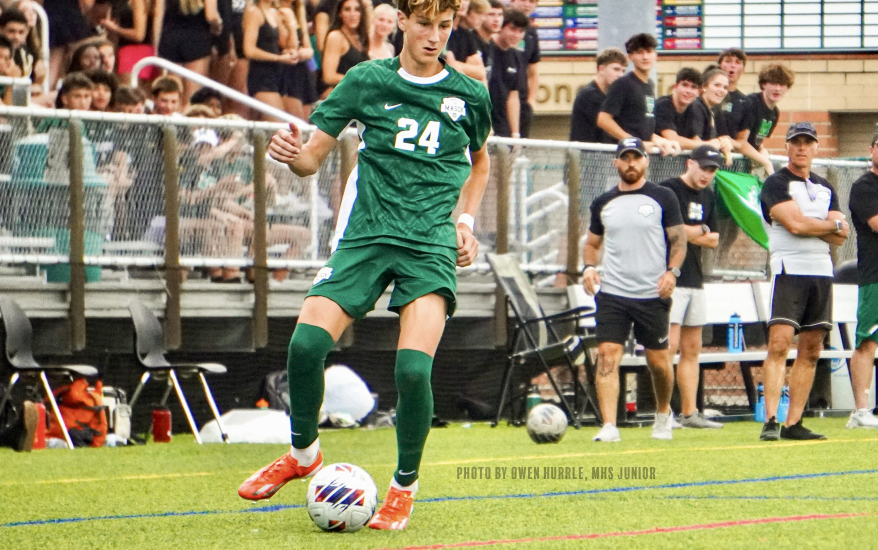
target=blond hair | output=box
[397,0,460,18]
[467,0,487,14]
[179,0,204,16]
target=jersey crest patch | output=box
[313,267,333,285]
[638,204,655,217]
[441,97,467,121]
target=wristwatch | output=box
[668,267,681,278]
[834,219,843,233]
[701,224,710,235]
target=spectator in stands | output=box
[463,0,487,33]
[757,122,849,441]
[190,86,223,116]
[475,0,503,70]
[677,67,735,165]
[225,0,249,117]
[150,74,184,114]
[509,0,539,138]
[210,0,235,88]
[114,84,147,113]
[313,0,339,53]
[445,0,486,82]
[67,42,104,75]
[45,0,95,90]
[569,47,626,143]
[244,0,295,119]
[0,8,44,94]
[488,9,528,138]
[279,0,317,120]
[582,137,686,443]
[155,0,223,101]
[844,133,878,429]
[96,39,117,74]
[736,63,794,171]
[369,3,396,59]
[659,145,722,429]
[597,33,679,156]
[654,67,701,149]
[55,72,95,110]
[101,0,155,86]
[86,69,118,112]
[320,0,369,97]
[183,103,218,118]
[0,36,18,105]
[717,48,746,107]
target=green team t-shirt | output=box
[310,57,492,260]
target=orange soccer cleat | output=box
[237,450,324,501]
[368,486,415,530]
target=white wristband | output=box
[457,213,475,231]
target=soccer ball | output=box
[526,403,568,444]
[306,463,378,532]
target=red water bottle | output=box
[32,402,46,450]
[152,407,171,443]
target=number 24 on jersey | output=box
[394,118,441,155]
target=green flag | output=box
[714,170,769,250]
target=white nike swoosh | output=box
[398,469,416,476]
[659,336,668,343]
[385,103,402,110]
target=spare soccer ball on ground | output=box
[526,403,568,444]
[306,463,378,532]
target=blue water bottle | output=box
[755,383,766,422]
[727,313,744,353]
[777,386,790,423]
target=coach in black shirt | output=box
[597,33,679,156]
[846,133,878,428]
[570,48,627,143]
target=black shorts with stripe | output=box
[595,292,671,350]
[769,273,833,332]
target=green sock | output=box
[394,349,434,487]
[287,323,335,449]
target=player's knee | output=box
[288,325,334,369]
[395,361,432,392]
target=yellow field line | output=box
[11,437,878,486]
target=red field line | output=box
[376,512,875,550]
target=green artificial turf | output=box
[3,419,878,549]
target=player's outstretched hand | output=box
[456,226,478,267]
[657,271,676,299]
[269,123,302,165]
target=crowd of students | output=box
[571,34,795,171]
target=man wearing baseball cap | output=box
[582,137,687,442]
[758,121,850,441]
[659,145,722,429]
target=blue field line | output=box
[4,468,877,529]
[664,495,878,502]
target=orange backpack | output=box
[47,378,108,447]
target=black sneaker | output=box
[780,420,827,440]
[760,416,780,441]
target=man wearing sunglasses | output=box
[757,122,850,441]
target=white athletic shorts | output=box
[670,287,707,327]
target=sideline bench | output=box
[569,282,861,413]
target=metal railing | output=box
[130,56,308,127]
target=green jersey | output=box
[310,57,492,259]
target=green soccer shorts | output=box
[856,283,878,348]
[306,243,458,319]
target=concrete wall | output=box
[533,54,878,157]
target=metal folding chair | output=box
[127,298,228,444]
[0,296,98,449]
[487,253,601,428]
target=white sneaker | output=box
[846,408,878,429]
[593,423,621,442]
[652,411,673,440]
[671,414,683,429]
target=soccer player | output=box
[757,122,849,441]
[582,137,687,443]
[660,145,722,429]
[846,132,878,428]
[237,0,492,531]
